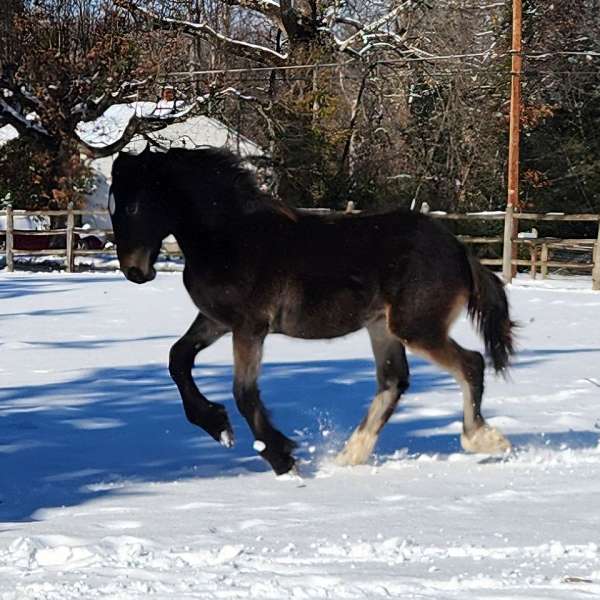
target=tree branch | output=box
[114,0,288,66]
[220,0,284,31]
[78,86,263,158]
[0,97,54,146]
[338,0,414,52]
[72,78,152,125]
[77,100,200,158]
[334,16,363,31]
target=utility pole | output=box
[502,0,522,283]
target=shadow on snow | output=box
[0,357,448,521]
[1,350,599,522]
[0,275,118,301]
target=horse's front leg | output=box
[232,325,296,475]
[169,312,234,446]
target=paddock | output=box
[1,271,599,598]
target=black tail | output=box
[466,254,515,374]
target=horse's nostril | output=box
[127,266,147,284]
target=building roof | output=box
[85,108,264,227]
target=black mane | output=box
[118,146,297,220]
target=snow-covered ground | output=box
[1,271,599,599]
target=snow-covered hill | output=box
[1,272,599,598]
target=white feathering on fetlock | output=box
[461,424,511,454]
[335,431,377,466]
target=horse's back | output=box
[270,209,471,339]
[292,209,468,280]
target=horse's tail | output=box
[466,254,516,374]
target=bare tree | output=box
[3,0,596,214]
[0,1,201,206]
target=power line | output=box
[159,51,507,79]
[158,49,599,82]
[525,51,600,59]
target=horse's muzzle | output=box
[124,266,156,284]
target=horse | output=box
[108,146,515,475]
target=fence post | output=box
[592,218,600,291]
[540,243,549,279]
[66,202,75,273]
[6,204,14,272]
[529,243,537,279]
[502,204,515,283]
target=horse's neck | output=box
[173,208,288,272]
[174,224,223,262]
[172,213,242,269]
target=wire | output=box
[157,51,599,83]
[525,51,600,59]
[159,50,507,79]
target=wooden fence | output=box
[0,203,181,273]
[1,204,600,290]
[430,210,600,290]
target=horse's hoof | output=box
[334,429,376,466]
[461,425,511,454]
[207,402,234,447]
[276,464,304,484]
[220,429,234,448]
[268,453,296,476]
[334,450,367,467]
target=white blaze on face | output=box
[108,191,116,216]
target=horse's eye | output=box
[125,203,139,216]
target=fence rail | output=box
[431,210,599,289]
[3,204,124,273]
[2,205,600,290]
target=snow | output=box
[76,101,187,149]
[83,113,264,229]
[1,272,600,598]
[85,112,263,172]
[127,5,288,64]
[4,97,264,233]
[0,213,49,231]
[0,124,19,147]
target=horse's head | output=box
[109,149,174,284]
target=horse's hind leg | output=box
[447,340,512,453]
[336,318,410,466]
[232,325,296,475]
[395,329,511,455]
[169,312,233,446]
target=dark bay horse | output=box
[109,147,515,475]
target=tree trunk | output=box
[0,0,24,61]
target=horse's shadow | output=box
[1,355,599,522]
[0,275,118,301]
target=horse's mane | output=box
[160,147,298,222]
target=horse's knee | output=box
[168,343,182,379]
[168,339,192,380]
